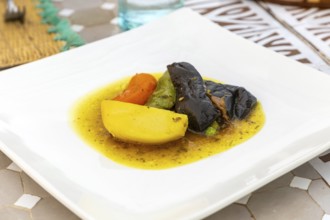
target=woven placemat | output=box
[0,0,65,69]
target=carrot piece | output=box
[113,73,157,105]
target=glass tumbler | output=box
[118,0,184,30]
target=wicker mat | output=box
[0,0,65,69]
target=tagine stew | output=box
[71,63,265,169]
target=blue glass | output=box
[118,0,184,30]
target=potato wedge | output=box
[101,100,188,144]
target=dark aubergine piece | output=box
[167,62,220,132]
[204,80,257,120]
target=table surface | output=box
[1,0,330,219]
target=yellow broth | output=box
[71,75,265,170]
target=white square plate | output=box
[1,8,330,220]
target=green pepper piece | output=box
[146,71,176,109]
[205,121,220,136]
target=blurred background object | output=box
[4,0,25,23]
[260,0,330,8]
[118,0,184,30]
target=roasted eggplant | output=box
[167,62,220,132]
[205,80,257,120]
